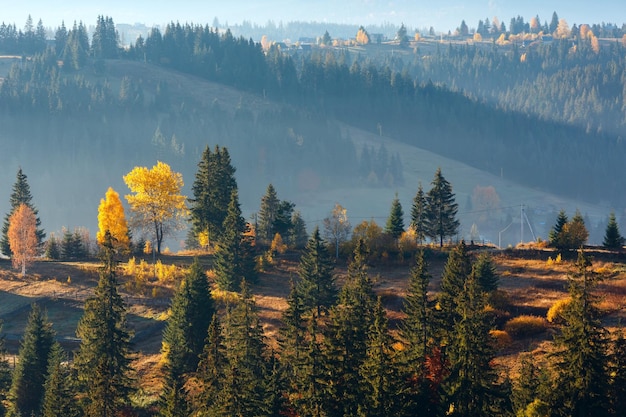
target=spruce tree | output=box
[279,280,308,391]
[189,145,238,248]
[162,257,214,374]
[551,250,610,417]
[323,240,375,417]
[195,315,226,416]
[0,323,10,417]
[290,210,308,249]
[385,193,405,240]
[549,209,569,248]
[160,258,214,416]
[609,330,626,415]
[425,168,459,247]
[297,227,337,318]
[443,268,506,417]
[399,250,436,415]
[511,353,552,416]
[411,182,428,244]
[74,231,134,417]
[257,183,280,245]
[436,241,472,343]
[359,297,401,417]
[41,343,79,417]
[1,168,45,256]
[217,280,270,416]
[603,212,624,250]
[7,303,55,417]
[473,252,499,293]
[213,190,257,291]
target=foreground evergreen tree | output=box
[609,330,626,415]
[194,315,226,416]
[189,145,238,248]
[1,168,45,256]
[74,232,134,416]
[214,190,257,291]
[324,240,376,417]
[297,227,337,318]
[443,268,508,416]
[217,280,270,416]
[436,241,472,343]
[410,182,428,244]
[551,250,610,417]
[7,303,55,417]
[279,281,308,392]
[399,250,437,415]
[385,193,405,240]
[425,168,459,247]
[162,258,214,373]
[511,353,552,416]
[160,258,214,416]
[41,343,79,417]
[473,252,499,293]
[0,323,10,417]
[359,297,401,417]
[603,212,624,250]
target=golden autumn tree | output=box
[96,187,130,252]
[123,161,188,254]
[8,204,38,276]
[356,26,370,45]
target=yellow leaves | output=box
[124,161,188,222]
[123,161,189,251]
[97,187,129,251]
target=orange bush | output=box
[504,315,548,338]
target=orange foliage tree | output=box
[8,204,38,276]
[96,187,130,252]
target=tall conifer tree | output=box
[41,343,78,417]
[74,231,134,416]
[385,193,405,240]
[189,145,237,248]
[551,250,610,417]
[7,303,55,417]
[411,182,428,244]
[213,190,257,291]
[359,297,401,417]
[602,212,624,250]
[297,227,336,318]
[160,258,214,416]
[257,184,280,245]
[216,280,270,416]
[425,168,459,247]
[323,240,375,417]
[399,250,437,415]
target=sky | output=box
[2,0,625,32]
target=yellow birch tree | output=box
[124,161,188,254]
[96,187,130,252]
[8,204,38,276]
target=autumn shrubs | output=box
[504,315,549,338]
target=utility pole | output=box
[519,204,524,243]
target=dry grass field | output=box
[0,246,625,402]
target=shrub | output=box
[547,298,571,323]
[270,233,287,255]
[490,329,513,350]
[504,315,548,338]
